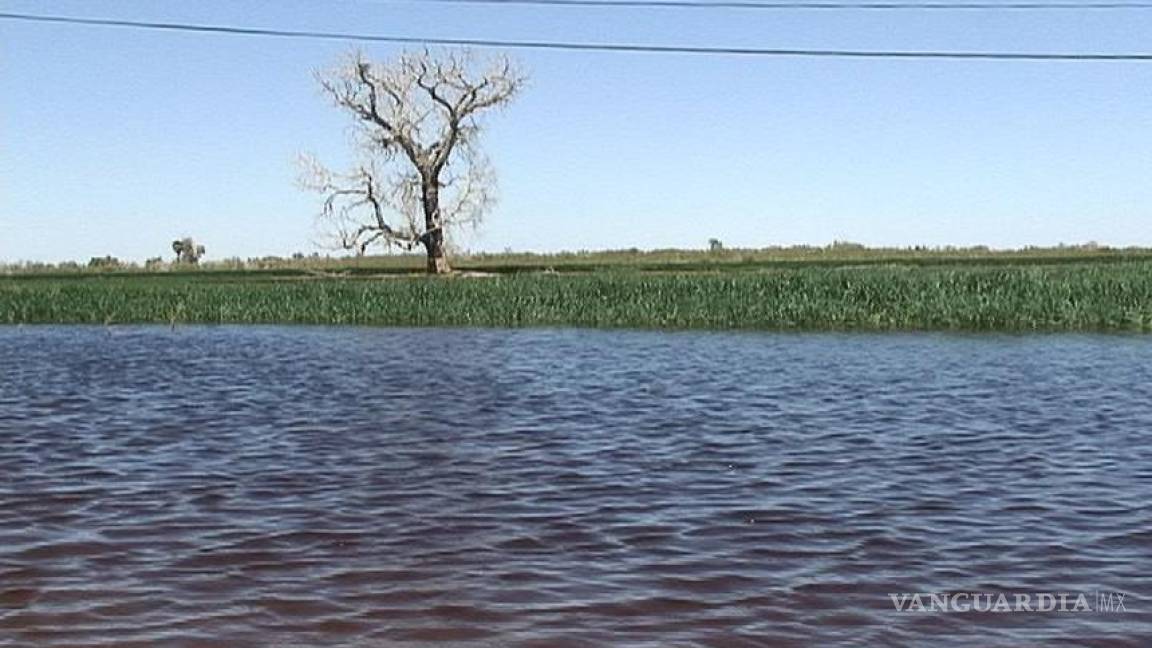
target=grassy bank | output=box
[3,261,1151,331]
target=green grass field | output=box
[3,251,1151,332]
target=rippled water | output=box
[1,326,1150,646]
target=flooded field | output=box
[1,326,1149,646]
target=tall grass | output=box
[2,262,1151,332]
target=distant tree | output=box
[708,238,725,252]
[172,238,206,265]
[829,240,866,251]
[145,257,165,270]
[300,49,527,274]
[88,255,121,269]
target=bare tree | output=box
[172,238,205,265]
[301,49,526,274]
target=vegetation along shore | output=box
[3,248,1151,332]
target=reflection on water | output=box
[1,326,1150,646]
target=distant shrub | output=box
[88,255,122,269]
[829,240,866,251]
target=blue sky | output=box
[2,0,1151,263]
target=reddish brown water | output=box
[1,327,1150,646]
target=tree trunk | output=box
[422,181,452,275]
[425,229,451,274]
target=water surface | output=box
[1,326,1150,646]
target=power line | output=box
[2,11,1151,60]
[396,0,1152,9]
